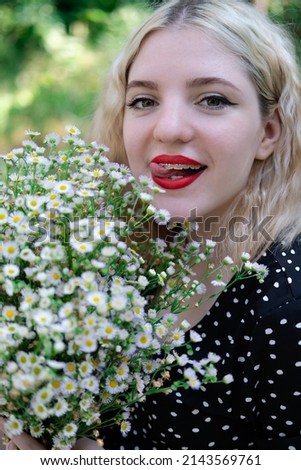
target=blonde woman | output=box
[2,0,301,450]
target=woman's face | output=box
[123,28,278,222]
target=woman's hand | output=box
[0,420,46,450]
[72,437,104,450]
[0,420,104,450]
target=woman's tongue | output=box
[150,162,197,178]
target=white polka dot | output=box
[295,362,301,367]
[276,369,284,375]
[286,421,293,426]
[296,322,301,329]
[280,319,287,325]
[263,296,269,301]
[192,409,199,415]
[192,428,200,433]
[274,282,279,288]
[208,442,215,447]
[265,328,273,335]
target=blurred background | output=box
[0,0,300,152]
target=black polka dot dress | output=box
[108,238,301,450]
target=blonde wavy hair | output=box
[90,0,301,261]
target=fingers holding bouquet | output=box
[0,419,45,450]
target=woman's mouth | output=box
[150,155,207,190]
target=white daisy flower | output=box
[105,377,127,394]
[120,420,131,437]
[31,401,49,420]
[190,330,202,343]
[101,246,117,257]
[26,195,45,211]
[30,423,45,438]
[169,328,185,347]
[79,361,93,377]
[3,263,20,278]
[184,368,201,390]
[79,334,97,353]
[3,241,19,260]
[33,309,53,326]
[81,376,99,393]
[71,239,94,253]
[86,291,107,308]
[0,208,8,225]
[155,324,168,339]
[4,417,24,437]
[54,180,74,195]
[115,363,130,382]
[61,379,77,396]
[19,248,36,262]
[44,132,61,146]
[135,331,152,349]
[63,423,78,437]
[110,294,128,311]
[2,305,18,321]
[8,211,25,226]
[65,124,81,136]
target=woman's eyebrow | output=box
[126,77,241,93]
[187,77,241,93]
[126,80,158,92]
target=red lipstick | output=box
[150,155,207,190]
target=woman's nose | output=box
[152,102,194,144]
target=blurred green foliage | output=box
[268,0,301,60]
[0,0,150,151]
[0,0,300,151]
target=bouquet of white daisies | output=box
[0,126,268,449]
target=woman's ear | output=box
[256,109,281,161]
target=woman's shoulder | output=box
[262,235,301,300]
[220,236,301,318]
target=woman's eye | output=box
[127,97,156,109]
[199,95,236,109]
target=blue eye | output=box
[127,97,156,109]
